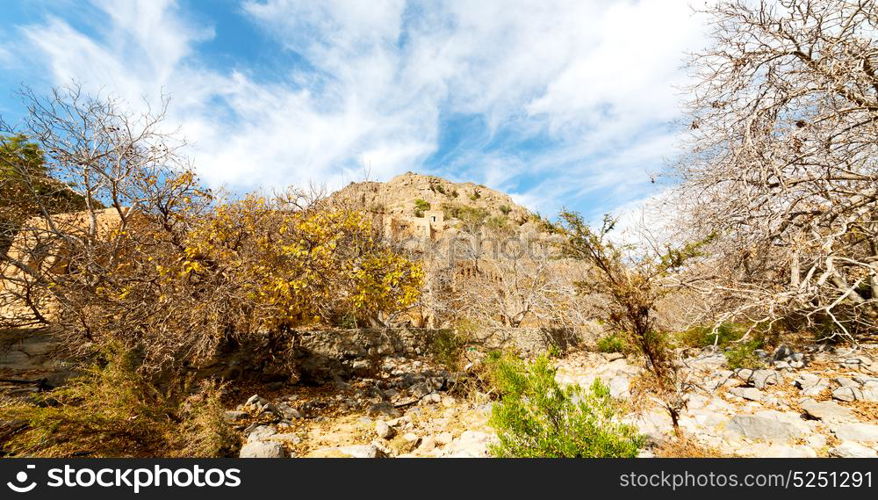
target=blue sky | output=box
[0,0,708,220]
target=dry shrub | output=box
[2,87,422,379]
[653,435,733,458]
[0,346,234,457]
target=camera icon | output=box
[7,464,37,493]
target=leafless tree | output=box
[678,0,878,341]
[0,85,207,333]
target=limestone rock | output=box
[375,420,396,439]
[750,369,781,389]
[247,425,278,442]
[441,431,496,458]
[829,442,878,458]
[794,373,830,396]
[435,432,454,446]
[307,444,386,458]
[832,386,863,402]
[223,410,248,423]
[240,441,286,458]
[800,399,854,423]
[832,423,878,442]
[726,412,808,441]
[729,387,764,402]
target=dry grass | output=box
[653,435,736,458]
[0,347,235,458]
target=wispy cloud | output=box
[3,0,709,217]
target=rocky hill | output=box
[328,172,552,242]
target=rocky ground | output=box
[226,357,497,458]
[228,343,878,458]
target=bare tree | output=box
[0,86,206,332]
[558,212,712,431]
[425,213,588,329]
[679,0,878,340]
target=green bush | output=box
[677,322,746,348]
[413,198,431,217]
[430,329,467,371]
[596,334,627,353]
[487,354,642,458]
[499,204,512,215]
[723,338,765,369]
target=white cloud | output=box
[10,0,709,214]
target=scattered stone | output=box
[805,434,827,450]
[862,387,878,402]
[608,376,630,398]
[307,444,386,458]
[402,432,421,445]
[728,387,764,402]
[409,382,431,399]
[603,352,625,362]
[223,410,247,423]
[367,402,401,418]
[375,420,395,440]
[794,373,830,396]
[748,443,817,458]
[240,441,286,458]
[247,425,278,442]
[418,435,437,452]
[736,368,754,382]
[773,344,793,361]
[832,423,878,442]
[245,394,270,407]
[441,431,496,458]
[726,412,808,441]
[829,442,878,458]
[834,376,859,388]
[751,370,781,389]
[832,386,863,402]
[275,403,302,420]
[800,399,854,423]
[268,433,302,444]
[435,432,454,446]
[421,393,441,404]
